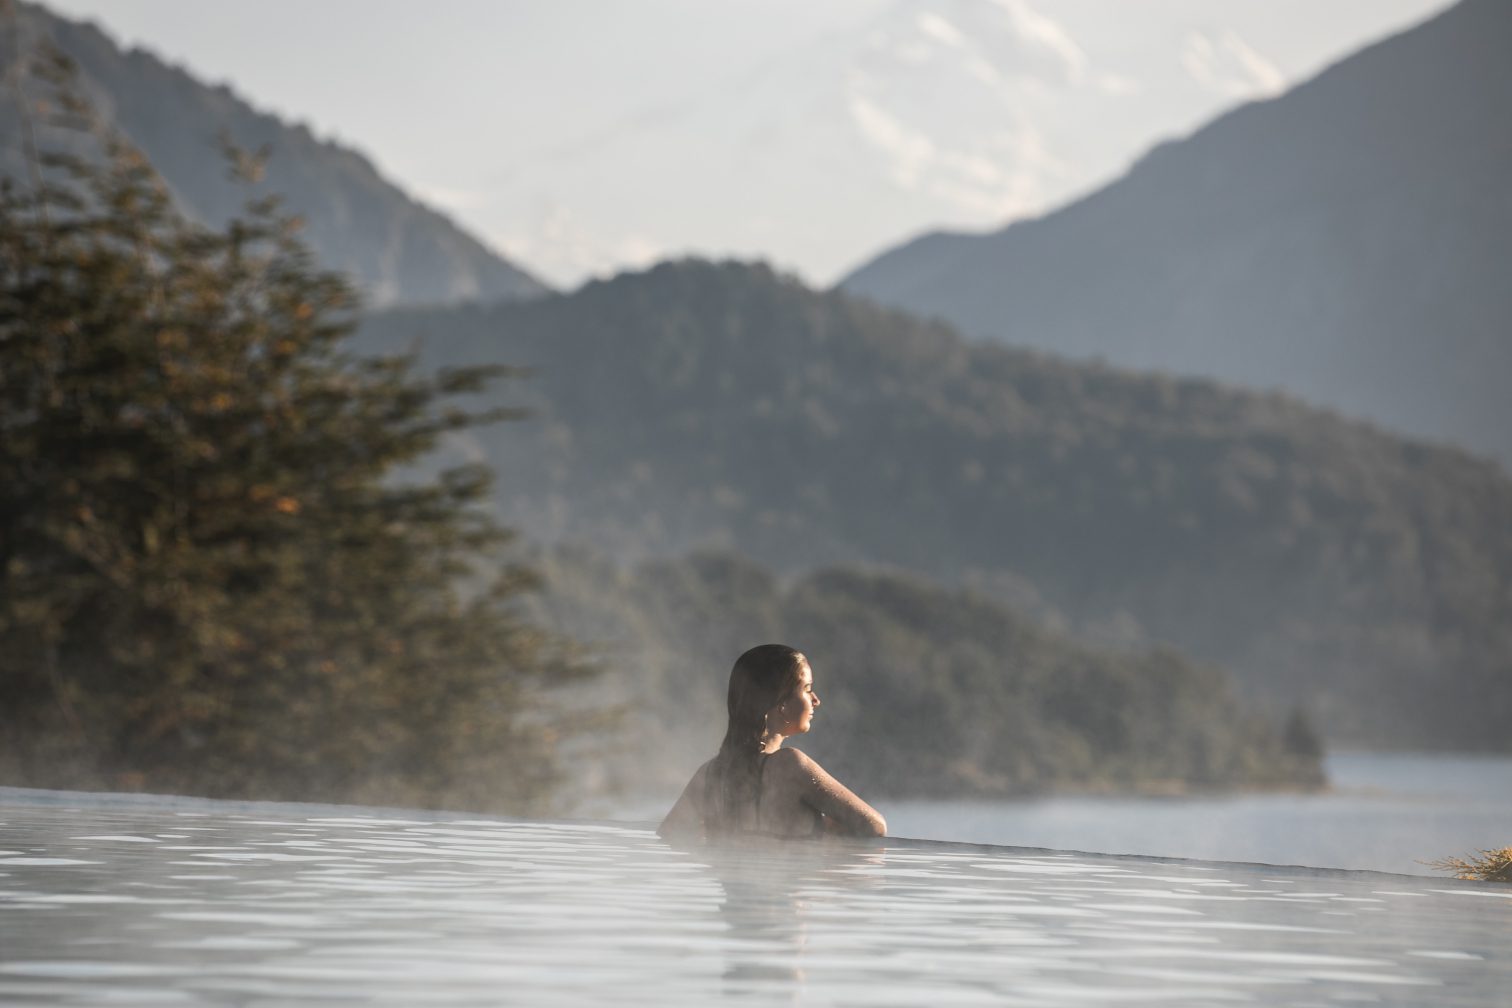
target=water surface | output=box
[1,788,1508,1006]
[881,752,1512,876]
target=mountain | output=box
[842,0,1512,467]
[0,2,546,308]
[360,259,1512,753]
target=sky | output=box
[43,0,1456,289]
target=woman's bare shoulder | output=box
[769,746,886,838]
[766,746,815,773]
[681,759,718,800]
[657,760,715,839]
[766,746,834,784]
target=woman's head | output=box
[722,644,811,755]
[706,644,815,832]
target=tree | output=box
[0,47,586,813]
[1428,847,1512,884]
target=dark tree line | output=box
[525,547,1325,801]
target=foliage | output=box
[360,259,1512,753]
[0,52,583,813]
[1427,848,1512,884]
[524,546,1324,800]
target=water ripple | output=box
[0,796,1505,1006]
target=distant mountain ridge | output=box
[360,259,1512,753]
[0,2,546,308]
[842,0,1512,467]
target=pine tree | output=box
[0,46,587,813]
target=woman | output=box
[658,644,886,840]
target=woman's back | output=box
[666,747,883,840]
[752,750,827,837]
[718,749,824,838]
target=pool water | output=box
[1,789,1508,1006]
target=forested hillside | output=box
[526,547,1324,801]
[361,259,1512,751]
[843,0,1512,468]
[0,2,546,307]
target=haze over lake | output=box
[879,752,1512,877]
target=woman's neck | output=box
[760,732,786,754]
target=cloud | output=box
[1181,30,1286,98]
[414,184,493,213]
[994,0,1088,85]
[495,200,669,287]
[843,0,1080,216]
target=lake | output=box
[878,752,1512,876]
[2,776,1510,1006]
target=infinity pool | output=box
[1,789,1507,1006]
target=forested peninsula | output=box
[527,547,1324,801]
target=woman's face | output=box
[773,657,820,736]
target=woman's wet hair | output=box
[704,644,807,832]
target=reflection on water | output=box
[0,788,1508,1006]
[678,839,886,993]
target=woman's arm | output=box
[657,763,710,840]
[773,748,886,838]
